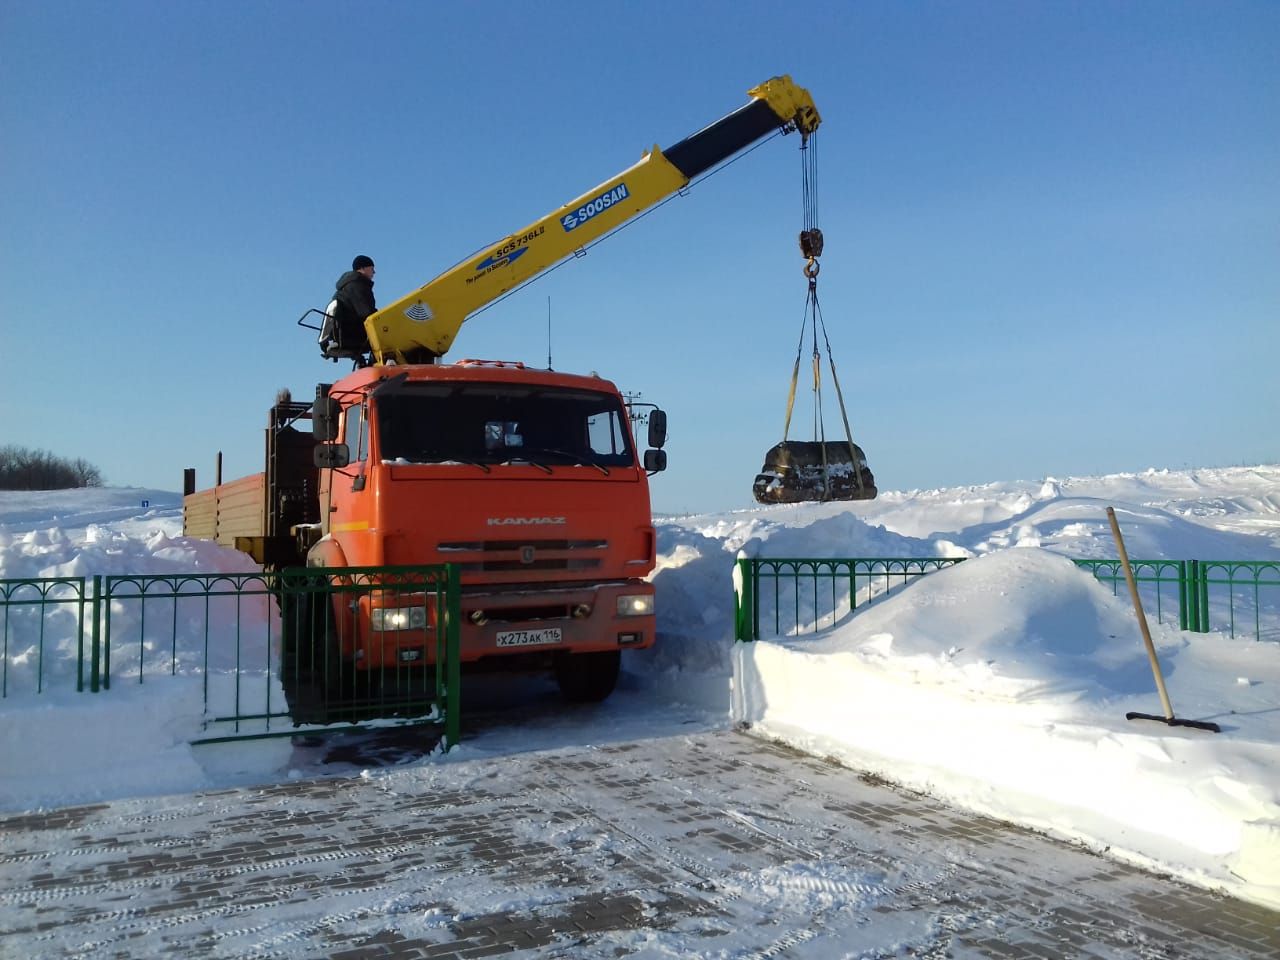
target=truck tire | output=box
[278,590,299,676]
[278,583,328,723]
[314,597,352,699]
[554,650,621,703]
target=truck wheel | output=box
[315,601,352,699]
[278,589,303,707]
[278,590,299,675]
[278,584,327,723]
[554,650,621,703]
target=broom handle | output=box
[1107,507,1175,720]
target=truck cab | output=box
[305,360,666,700]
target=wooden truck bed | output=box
[183,473,266,546]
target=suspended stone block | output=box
[752,440,877,504]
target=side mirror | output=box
[643,448,667,473]
[647,409,667,449]
[312,391,340,441]
[314,443,351,469]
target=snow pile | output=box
[729,549,1280,907]
[0,492,271,686]
[0,491,290,808]
[1,466,1278,910]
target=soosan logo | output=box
[561,183,629,232]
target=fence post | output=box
[1186,560,1195,632]
[101,577,112,690]
[734,558,755,642]
[1197,560,1210,633]
[89,575,102,693]
[444,566,461,749]
[76,580,86,693]
[1177,560,1189,631]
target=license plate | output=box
[399,649,423,662]
[495,627,563,648]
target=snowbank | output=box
[728,549,1280,908]
[0,490,292,807]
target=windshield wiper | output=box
[505,457,553,474]
[519,448,611,476]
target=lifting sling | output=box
[752,134,876,504]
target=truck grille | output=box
[438,538,606,573]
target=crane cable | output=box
[780,132,865,498]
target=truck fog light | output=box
[617,631,643,646]
[572,603,592,619]
[616,594,654,617]
[371,606,427,631]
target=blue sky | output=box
[2,1,1276,514]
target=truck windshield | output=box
[376,383,636,468]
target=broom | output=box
[1106,506,1220,733]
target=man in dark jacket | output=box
[331,255,377,357]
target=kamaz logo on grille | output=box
[487,516,567,526]
[561,183,629,232]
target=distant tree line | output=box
[0,445,104,490]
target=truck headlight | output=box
[616,594,654,617]
[371,606,428,631]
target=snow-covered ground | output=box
[1,467,1278,911]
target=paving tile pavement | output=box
[1,730,1277,958]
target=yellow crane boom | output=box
[365,75,820,365]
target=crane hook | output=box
[799,228,822,279]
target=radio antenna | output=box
[547,296,553,370]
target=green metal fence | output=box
[0,565,461,748]
[0,576,92,696]
[734,557,967,642]
[1071,559,1189,628]
[1074,559,1280,642]
[268,565,461,746]
[734,556,1280,644]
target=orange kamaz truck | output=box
[184,76,820,703]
